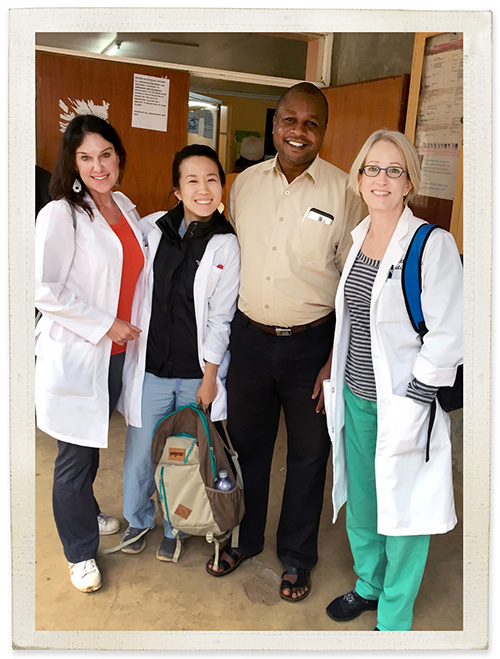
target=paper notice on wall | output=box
[416,48,463,148]
[132,74,170,132]
[419,154,459,200]
[414,34,463,201]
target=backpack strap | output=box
[171,529,183,564]
[401,223,439,338]
[102,526,149,554]
[206,531,232,570]
[215,421,245,491]
[401,223,439,464]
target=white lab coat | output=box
[35,192,145,448]
[117,211,240,426]
[323,206,463,536]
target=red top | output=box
[109,215,144,355]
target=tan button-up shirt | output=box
[228,155,366,327]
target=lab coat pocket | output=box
[205,264,224,298]
[41,336,97,397]
[383,394,431,456]
[377,279,407,324]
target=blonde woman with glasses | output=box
[322,129,463,631]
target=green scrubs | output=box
[343,384,431,631]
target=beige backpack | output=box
[151,404,245,566]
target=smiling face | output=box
[358,139,413,217]
[75,132,120,201]
[174,155,223,225]
[273,90,327,181]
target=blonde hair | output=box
[348,129,421,205]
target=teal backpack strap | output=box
[401,223,439,338]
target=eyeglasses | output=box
[359,165,407,179]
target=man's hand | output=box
[311,350,332,414]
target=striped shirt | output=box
[344,250,439,405]
[344,251,379,401]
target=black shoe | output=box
[120,526,148,554]
[156,536,181,562]
[326,590,378,622]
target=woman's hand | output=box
[311,350,333,414]
[196,362,219,407]
[106,318,142,345]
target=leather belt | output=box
[244,310,335,337]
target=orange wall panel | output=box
[320,75,410,174]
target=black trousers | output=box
[52,351,125,563]
[226,310,334,570]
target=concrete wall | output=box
[450,410,463,492]
[331,32,415,87]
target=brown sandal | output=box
[205,545,249,577]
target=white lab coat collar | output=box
[348,206,422,308]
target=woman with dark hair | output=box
[35,114,145,592]
[116,144,240,562]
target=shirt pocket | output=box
[289,217,333,266]
[38,335,97,397]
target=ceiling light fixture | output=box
[102,40,122,56]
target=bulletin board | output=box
[405,33,463,253]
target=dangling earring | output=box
[217,202,224,214]
[73,178,82,194]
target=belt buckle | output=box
[275,327,292,337]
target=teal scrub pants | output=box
[343,384,430,631]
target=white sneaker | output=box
[97,512,121,535]
[68,559,102,593]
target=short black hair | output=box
[172,144,226,188]
[275,82,329,127]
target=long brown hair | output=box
[49,115,127,219]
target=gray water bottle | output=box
[215,469,234,491]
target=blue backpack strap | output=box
[401,223,440,338]
[401,223,440,464]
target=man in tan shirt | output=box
[206,82,365,600]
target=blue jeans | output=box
[122,373,202,537]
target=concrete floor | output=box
[35,411,463,635]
